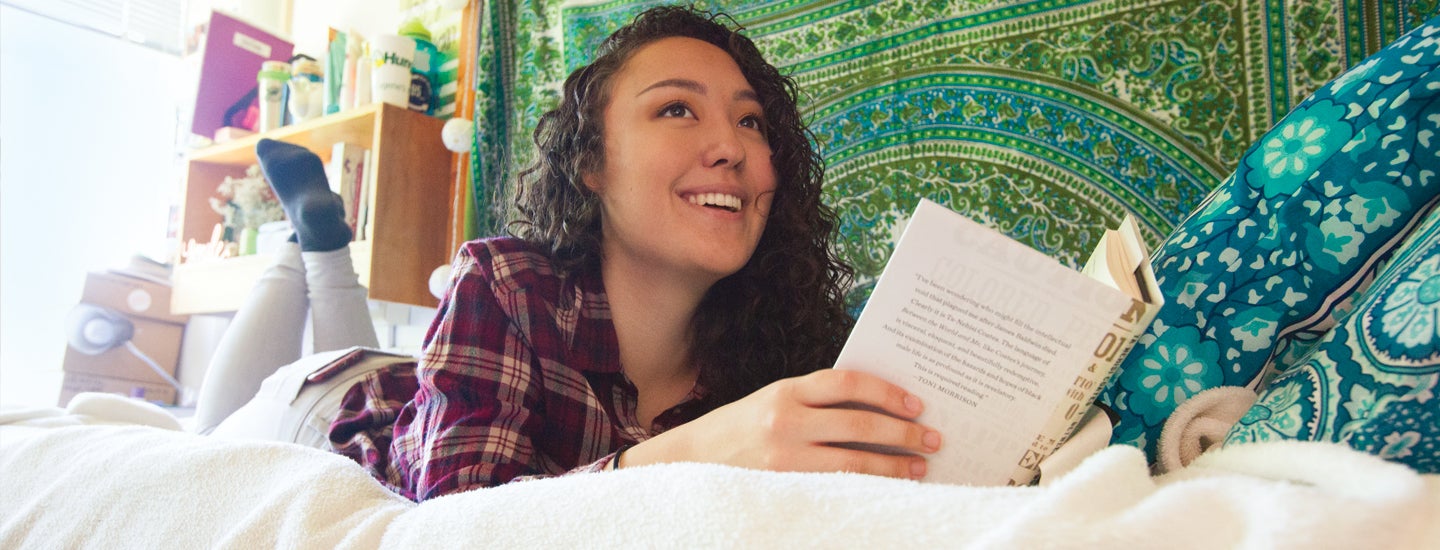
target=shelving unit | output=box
[171,103,453,314]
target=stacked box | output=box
[60,271,188,406]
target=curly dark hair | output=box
[509,5,855,406]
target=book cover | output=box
[359,149,376,242]
[834,199,1161,486]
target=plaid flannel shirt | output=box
[331,237,710,501]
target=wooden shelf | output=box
[187,104,381,165]
[172,104,453,314]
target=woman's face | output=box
[583,36,777,289]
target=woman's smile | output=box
[684,191,743,213]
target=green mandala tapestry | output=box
[468,0,1439,304]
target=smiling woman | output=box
[310,5,947,501]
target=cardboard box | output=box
[62,315,184,387]
[59,372,178,406]
[61,270,189,407]
[81,271,188,324]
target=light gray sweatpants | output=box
[190,242,379,435]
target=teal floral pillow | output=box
[1225,207,1440,472]
[1098,16,1440,464]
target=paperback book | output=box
[834,199,1162,486]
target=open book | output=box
[834,199,1162,486]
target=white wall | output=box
[184,0,404,60]
[290,0,404,60]
[186,0,293,40]
[0,5,182,407]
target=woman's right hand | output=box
[618,369,942,479]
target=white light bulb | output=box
[429,264,453,300]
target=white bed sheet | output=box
[2,395,1437,549]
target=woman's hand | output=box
[619,369,941,479]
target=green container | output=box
[399,19,439,115]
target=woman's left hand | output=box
[614,369,942,479]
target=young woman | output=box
[196,5,940,502]
[359,6,941,501]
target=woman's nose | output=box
[701,121,746,169]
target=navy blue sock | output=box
[255,138,352,252]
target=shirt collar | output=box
[565,263,712,405]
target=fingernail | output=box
[904,394,922,414]
[923,431,941,451]
[910,459,927,478]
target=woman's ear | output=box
[580,170,603,193]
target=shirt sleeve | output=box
[388,245,549,500]
[508,452,617,484]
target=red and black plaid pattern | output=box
[332,237,709,501]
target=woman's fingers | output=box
[798,407,942,455]
[628,369,942,481]
[785,444,929,480]
[786,369,924,419]
[775,371,942,461]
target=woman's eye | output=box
[660,103,692,118]
[738,115,764,130]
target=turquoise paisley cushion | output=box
[1223,196,1440,473]
[1099,16,1440,466]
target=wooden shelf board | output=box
[186,104,381,166]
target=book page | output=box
[834,199,1141,486]
[1080,215,1150,302]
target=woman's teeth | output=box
[688,193,742,212]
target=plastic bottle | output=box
[287,56,325,123]
[354,34,373,107]
[340,31,364,109]
[324,29,348,114]
[399,19,440,115]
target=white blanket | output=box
[2,396,1438,549]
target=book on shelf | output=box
[326,141,368,238]
[359,148,376,242]
[833,198,1162,487]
